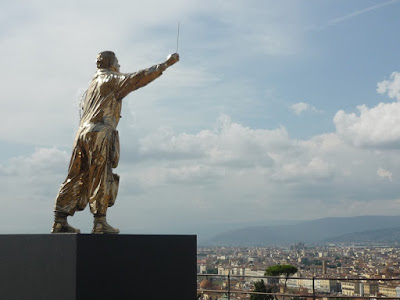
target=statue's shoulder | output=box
[94,69,125,84]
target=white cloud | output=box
[0,147,68,177]
[271,157,334,182]
[334,102,400,148]
[137,114,286,169]
[290,102,320,115]
[377,72,400,101]
[377,168,393,181]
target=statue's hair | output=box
[96,51,116,69]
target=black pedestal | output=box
[0,234,197,300]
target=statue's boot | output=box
[92,214,120,234]
[51,212,80,233]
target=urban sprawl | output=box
[197,243,400,299]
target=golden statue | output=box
[52,51,179,234]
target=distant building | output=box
[379,284,400,298]
[317,279,340,293]
[361,281,378,297]
[198,264,207,274]
[340,281,360,296]
[322,261,327,275]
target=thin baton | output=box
[176,21,180,53]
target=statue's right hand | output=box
[166,53,179,67]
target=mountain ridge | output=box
[325,226,400,243]
[204,215,400,246]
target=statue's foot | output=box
[51,221,81,233]
[92,215,119,234]
[51,211,80,233]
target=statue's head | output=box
[96,51,120,72]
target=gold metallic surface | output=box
[52,52,179,233]
[92,215,120,234]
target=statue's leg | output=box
[52,146,85,233]
[52,178,82,233]
[90,171,120,234]
[90,169,120,234]
[87,131,120,234]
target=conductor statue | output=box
[51,51,179,234]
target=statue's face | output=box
[110,57,120,72]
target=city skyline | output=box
[1,0,400,235]
[197,243,400,299]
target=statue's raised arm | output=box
[52,51,179,234]
[115,53,179,100]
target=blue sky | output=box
[1,0,400,239]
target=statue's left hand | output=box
[166,53,179,67]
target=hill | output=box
[205,215,400,246]
[325,226,400,243]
